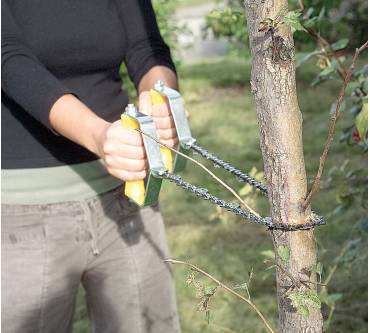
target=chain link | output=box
[160,171,325,231]
[190,143,268,194]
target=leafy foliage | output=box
[204,4,248,57]
[284,10,306,33]
[204,0,367,56]
[186,270,219,324]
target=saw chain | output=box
[120,81,325,231]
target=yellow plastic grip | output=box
[150,89,173,172]
[120,114,145,206]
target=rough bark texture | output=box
[244,0,323,332]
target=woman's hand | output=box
[96,120,147,181]
[139,91,178,148]
[50,94,146,182]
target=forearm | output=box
[49,94,109,157]
[138,65,178,92]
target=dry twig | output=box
[164,259,275,333]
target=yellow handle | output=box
[150,89,173,172]
[121,114,145,206]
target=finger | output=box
[151,102,171,117]
[139,91,153,116]
[152,116,175,129]
[107,168,147,182]
[160,137,179,148]
[157,128,177,141]
[105,154,148,172]
[103,141,146,159]
[108,126,144,147]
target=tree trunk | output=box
[244,1,323,332]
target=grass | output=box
[73,56,367,332]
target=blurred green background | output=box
[73,1,367,332]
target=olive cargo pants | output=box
[2,187,180,333]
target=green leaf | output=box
[311,66,336,86]
[296,51,319,67]
[277,246,290,263]
[261,250,275,259]
[318,7,326,21]
[319,66,335,77]
[284,11,307,33]
[331,38,349,51]
[356,102,368,143]
[327,293,343,307]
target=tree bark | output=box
[244,0,323,332]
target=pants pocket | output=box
[2,213,47,333]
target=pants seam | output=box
[81,201,100,256]
[39,219,49,333]
[128,241,144,333]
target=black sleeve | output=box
[1,1,76,130]
[115,0,177,89]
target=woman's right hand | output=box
[96,120,147,182]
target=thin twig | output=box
[208,323,238,333]
[303,41,368,210]
[324,242,351,286]
[304,280,327,287]
[297,0,304,11]
[275,262,302,288]
[306,29,348,80]
[135,128,261,217]
[275,261,326,287]
[299,1,347,80]
[300,0,366,95]
[164,259,275,333]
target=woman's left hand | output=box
[138,91,179,148]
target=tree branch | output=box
[303,41,368,210]
[164,259,275,333]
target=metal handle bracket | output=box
[121,104,167,206]
[153,80,195,172]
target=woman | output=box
[2,0,180,332]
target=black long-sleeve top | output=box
[2,0,176,169]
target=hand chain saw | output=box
[121,81,325,231]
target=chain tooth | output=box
[190,143,268,194]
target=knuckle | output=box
[103,142,111,154]
[104,155,113,166]
[133,159,146,171]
